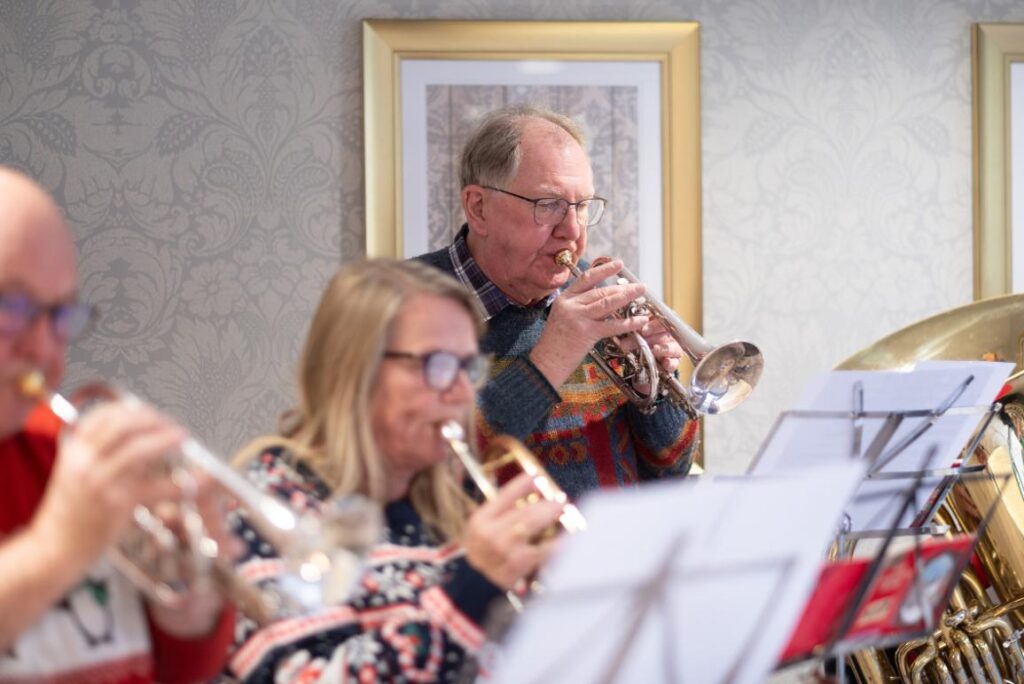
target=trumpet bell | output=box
[689,340,764,415]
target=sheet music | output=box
[748,360,1012,535]
[489,462,866,684]
[752,361,1012,476]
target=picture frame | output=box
[362,19,701,324]
[972,23,1024,299]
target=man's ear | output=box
[462,185,488,237]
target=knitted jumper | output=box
[417,236,700,501]
[226,447,504,684]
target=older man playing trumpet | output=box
[417,105,700,500]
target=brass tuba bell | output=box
[554,250,763,417]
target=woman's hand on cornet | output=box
[530,258,650,389]
[462,473,565,591]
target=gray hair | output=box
[459,105,586,189]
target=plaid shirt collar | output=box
[448,225,558,321]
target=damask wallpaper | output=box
[2,0,1023,475]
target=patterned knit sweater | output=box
[417,240,700,501]
[226,447,504,684]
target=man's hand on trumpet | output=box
[462,473,564,591]
[32,401,230,637]
[530,258,650,389]
[32,402,186,574]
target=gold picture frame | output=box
[362,19,702,327]
[973,23,1024,299]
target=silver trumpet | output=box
[19,371,382,626]
[554,251,764,417]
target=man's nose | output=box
[552,205,583,240]
[13,313,64,363]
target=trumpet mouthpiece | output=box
[439,420,465,442]
[554,250,575,269]
[18,370,46,399]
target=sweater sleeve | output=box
[626,401,701,481]
[476,355,560,441]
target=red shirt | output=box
[0,404,234,683]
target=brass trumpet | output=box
[439,420,586,536]
[439,420,585,610]
[554,250,764,417]
[19,371,382,625]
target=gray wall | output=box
[1,0,1023,469]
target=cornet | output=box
[554,251,764,417]
[439,420,585,610]
[18,371,382,626]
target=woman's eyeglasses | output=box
[383,350,492,391]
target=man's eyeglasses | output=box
[483,186,607,227]
[0,294,96,342]
[383,350,492,391]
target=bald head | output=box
[0,169,76,289]
[0,168,78,437]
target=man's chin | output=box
[0,396,34,439]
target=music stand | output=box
[486,461,867,684]
[777,466,1011,681]
[748,360,1016,681]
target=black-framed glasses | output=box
[483,185,607,227]
[383,350,492,391]
[0,294,96,343]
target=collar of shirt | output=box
[447,225,558,321]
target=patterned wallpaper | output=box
[2,0,1024,474]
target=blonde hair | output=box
[238,259,484,541]
[460,104,586,189]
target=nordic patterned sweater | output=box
[226,447,504,684]
[416,228,700,501]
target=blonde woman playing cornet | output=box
[226,259,562,683]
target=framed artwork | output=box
[973,23,1024,299]
[363,19,701,323]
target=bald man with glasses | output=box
[0,168,234,682]
[417,105,699,501]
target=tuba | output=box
[554,251,763,417]
[19,371,382,626]
[834,294,1024,682]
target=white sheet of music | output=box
[751,361,1012,474]
[748,360,1013,531]
[487,462,866,684]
